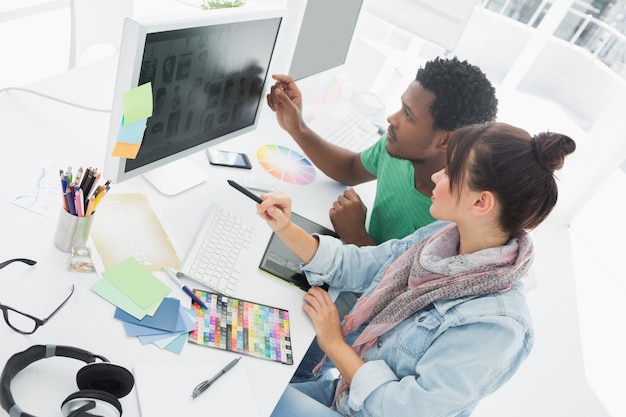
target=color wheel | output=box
[256,145,316,185]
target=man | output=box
[267,57,498,246]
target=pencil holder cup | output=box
[53,208,95,253]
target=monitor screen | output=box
[104,8,284,195]
[288,0,363,81]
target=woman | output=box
[257,122,575,417]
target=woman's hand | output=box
[303,287,365,384]
[302,287,344,353]
[257,191,292,233]
[256,191,319,264]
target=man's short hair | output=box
[416,57,498,131]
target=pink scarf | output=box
[330,223,534,404]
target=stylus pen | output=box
[163,268,208,310]
[227,179,262,203]
[191,356,241,399]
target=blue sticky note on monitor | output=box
[117,117,147,144]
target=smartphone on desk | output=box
[206,148,252,169]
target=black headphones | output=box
[0,345,134,417]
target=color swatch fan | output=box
[256,145,316,185]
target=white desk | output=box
[0,59,352,416]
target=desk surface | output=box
[0,58,372,416]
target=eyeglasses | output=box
[1,258,75,335]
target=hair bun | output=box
[533,132,576,171]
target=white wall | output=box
[349,3,624,416]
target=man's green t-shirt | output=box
[360,137,436,244]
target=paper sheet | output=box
[90,193,180,271]
[12,159,65,219]
[103,257,172,309]
[134,359,260,417]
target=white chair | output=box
[68,0,134,68]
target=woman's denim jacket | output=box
[302,221,535,417]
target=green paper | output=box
[91,277,163,320]
[102,257,171,309]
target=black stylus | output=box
[227,179,262,203]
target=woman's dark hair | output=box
[416,57,498,131]
[446,122,576,237]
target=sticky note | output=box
[122,82,153,126]
[117,116,147,144]
[112,142,142,159]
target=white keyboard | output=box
[321,110,382,152]
[181,203,255,296]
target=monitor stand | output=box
[142,158,207,196]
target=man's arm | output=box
[267,75,376,186]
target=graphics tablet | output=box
[259,212,337,291]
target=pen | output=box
[227,179,262,203]
[164,268,208,309]
[176,270,225,297]
[191,357,241,400]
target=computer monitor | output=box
[103,8,285,195]
[288,0,363,81]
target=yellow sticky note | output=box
[123,82,153,126]
[112,142,141,159]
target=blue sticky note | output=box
[116,117,147,144]
[114,297,181,331]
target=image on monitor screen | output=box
[288,0,363,81]
[104,8,284,195]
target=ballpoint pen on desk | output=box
[164,268,209,309]
[191,357,241,400]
